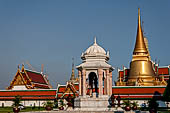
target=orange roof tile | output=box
[26,70,47,84]
[112,87,165,94]
[119,71,124,77]
[158,68,169,75]
[0,90,56,96]
[58,86,66,93]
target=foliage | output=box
[148,99,158,110]
[42,101,54,108]
[59,99,65,107]
[122,100,131,107]
[54,99,58,108]
[12,95,21,107]
[163,79,170,101]
[131,101,138,107]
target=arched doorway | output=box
[88,72,98,96]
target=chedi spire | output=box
[133,8,148,54]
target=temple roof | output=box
[7,65,52,90]
[56,83,79,98]
[24,70,47,84]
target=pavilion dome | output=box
[84,37,106,55]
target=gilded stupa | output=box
[127,8,156,86]
[69,58,79,83]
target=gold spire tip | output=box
[138,8,140,15]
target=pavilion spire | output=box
[94,36,97,45]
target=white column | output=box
[82,69,86,96]
[106,69,110,95]
[104,70,107,95]
[98,68,103,96]
[78,70,82,96]
[109,71,112,96]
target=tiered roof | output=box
[57,82,79,99]
[7,65,52,90]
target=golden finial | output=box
[133,8,148,54]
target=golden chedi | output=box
[127,8,156,86]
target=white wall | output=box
[0,101,13,107]
[22,100,47,107]
[12,86,27,90]
[0,100,54,107]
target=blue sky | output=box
[0,0,170,89]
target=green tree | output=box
[42,101,54,108]
[12,95,21,108]
[163,80,170,101]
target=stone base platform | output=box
[74,95,112,111]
